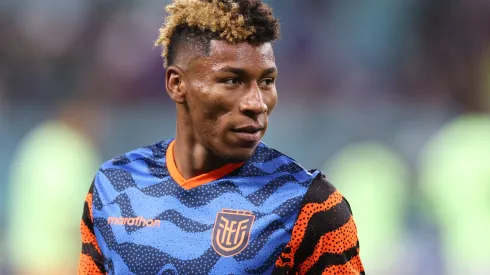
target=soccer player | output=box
[78,0,365,274]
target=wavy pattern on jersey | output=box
[96,183,301,244]
[153,210,213,232]
[106,257,115,274]
[95,217,228,275]
[125,224,213,259]
[118,219,287,261]
[95,213,293,274]
[100,171,309,211]
[109,194,213,234]
[250,155,295,173]
[145,157,168,179]
[98,141,312,196]
[207,224,290,274]
[104,251,133,275]
[246,145,284,164]
[246,244,287,274]
[158,264,178,275]
[95,180,301,236]
[208,238,284,275]
[144,142,166,159]
[101,168,137,192]
[235,220,286,261]
[141,179,244,206]
[110,193,136,218]
[245,174,309,206]
[112,155,131,166]
[114,157,168,180]
[91,140,317,274]
[231,161,307,179]
[93,186,104,211]
[273,196,303,219]
[100,186,304,237]
[127,188,302,223]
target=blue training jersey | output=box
[79,139,364,275]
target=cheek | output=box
[265,89,278,114]
[189,86,233,133]
[200,94,230,121]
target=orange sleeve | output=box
[78,182,106,275]
[273,172,365,275]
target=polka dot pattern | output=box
[144,143,166,159]
[81,220,101,255]
[94,216,222,275]
[145,158,167,179]
[85,193,93,222]
[112,155,131,166]
[273,162,305,174]
[102,168,136,192]
[139,179,243,208]
[245,174,299,206]
[234,163,272,177]
[92,187,103,211]
[299,217,358,275]
[89,139,318,274]
[105,192,214,233]
[273,196,303,218]
[78,253,104,275]
[106,257,115,274]
[322,255,364,275]
[276,191,343,269]
[245,244,286,274]
[153,210,213,232]
[247,146,284,164]
[235,220,285,261]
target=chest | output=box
[93,184,302,275]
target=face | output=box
[179,40,278,162]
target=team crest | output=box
[212,209,255,257]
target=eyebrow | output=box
[261,67,278,77]
[216,66,277,77]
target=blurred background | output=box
[1,0,490,274]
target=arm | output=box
[274,172,365,275]
[78,181,106,275]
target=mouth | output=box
[232,125,264,134]
[231,125,264,143]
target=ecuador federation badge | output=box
[212,209,255,257]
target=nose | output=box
[239,83,268,116]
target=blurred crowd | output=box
[1,0,490,274]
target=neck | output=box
[172,113,228,180]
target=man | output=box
[79,0,364,274]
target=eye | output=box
[224,78,240,85]
[262,78,275,86]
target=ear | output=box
[165,65,186,104]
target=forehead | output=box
[200,40,276,72]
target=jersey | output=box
[79,139,364,275]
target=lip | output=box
[232,130,262,143]
[233,125,264,133]
[231,125,264,143]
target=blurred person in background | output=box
[6,72,105,275]
[324,143,411,275]
[78,0,364,274]
[417,43,490,275]
[419,115,490,275]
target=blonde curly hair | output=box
[154,0,279,67]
